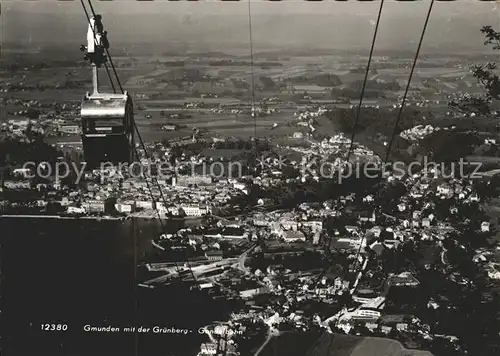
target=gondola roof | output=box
[80,92,129,118]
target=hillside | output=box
[259,332,433,356]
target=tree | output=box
[315,73,341,87]
[449,26,500,116]
[259,76,275,89]
[420,130,484,163]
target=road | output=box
[151,240,166,251]
[200,326,217,344]
[322,255,370,329]
[143,243,255,286]
[234,243,257,274]
[254,328,280,356]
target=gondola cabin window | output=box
[82,118,125,134]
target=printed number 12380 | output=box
[41,324,68,331]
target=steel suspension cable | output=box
[129,141,184,279]
[347,0,437,285]
[86,0,124,94]
[79,0,116,94]
[133,122,198,283]
[248,0,257,143]
[81,0,196,283]
[353,0,435,283]
[384,0,435,164]
[327,0,386,266]
[345,0,385,162]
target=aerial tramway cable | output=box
[383,2,435,161]
[317,3,387,339]
[248,0,257,142]
[358,0,435,289]
[351,0,435,282]
[133,124,199,283]
[326,0,385,261]
[384,0,435,165]
[85,0,124,94]
[345,0,386,162]
[80,0,197,284]
[79,0,116,94]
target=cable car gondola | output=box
[79,15,134,169]
[81,92,134,168]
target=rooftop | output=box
[81,93,129,118]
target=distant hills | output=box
[3,8,498,55]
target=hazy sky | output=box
[2,0,500,52]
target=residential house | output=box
[180,205,212,217]
[82,199,105,213]
[283,230,306,242]
[205,250,224,261]
[387,272,420,287]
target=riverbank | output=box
[128,211,203,222]
[2,217,223,356]
[0,214,202,223]
[0,214,125,220]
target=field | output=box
[0,49,486,144]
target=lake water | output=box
[1,218,234,356]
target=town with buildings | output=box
[4,109,500,355]
[3,60,500,356]
[3,2,500,356]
